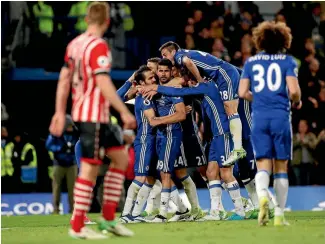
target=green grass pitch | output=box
[2,212,325,244]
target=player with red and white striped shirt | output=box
[49,2,136,240]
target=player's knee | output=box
[175,168,187,179]
[146,176,156,185]
[134,175,146,184]
[160,172,172,187]
[274,160,288,173]
[79,162,99,183]
[107,148,129,170]
[197,165,207,177]
[224,100,238,115]
[220,167,234,182]
[206,162,218,180]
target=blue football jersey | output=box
[241,52,298,115]
[174,49,225,81]
[153,94,184,137]
[156,82,230,136]
[117,80,132,102]
[134,95,156,140]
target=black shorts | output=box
[182,135,207,168]
[78,122,124,165]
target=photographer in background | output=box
[46,115,79,214]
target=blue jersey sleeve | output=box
[174,51,187,67]
[75,140,82,169]
[241,61,251,80]
[285,56,298,78]
[171,96,184,105]
[142,97,154,111]
[117,80,132,101]
[157,83,208,97]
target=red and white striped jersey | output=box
[64,33,112,123]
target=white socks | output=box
[255,170,270,199]
[145,180,162,213]
[209,180,222,213]
[242,178,259,208]
[227,181,245,216]
[122,180,142,216]
[274,173,289,216]
[180,175,200,209]
[170,185,187,213]
[160,188,171,218]
[132,183,153,217]
[229,113,242,150]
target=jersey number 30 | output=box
[252,63,282,92]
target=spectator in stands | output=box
[1,103,9,123]
[292,120,318,185]
[314,129,325,185]
[185,34,195,50]
[211,38,230,62]
[275,11,286,24]
[209,18,224,39]
[46,115,79,214]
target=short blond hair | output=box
[87,2,110,25]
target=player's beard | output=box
[159,77,171,84]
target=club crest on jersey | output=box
[294,67,298,77]
[143,99,150,106]
[97,55,109,68]
[177,57,182,65]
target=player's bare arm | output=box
[125,84,138,101]
[49,67,71,137]
[152,102,186,126]
[182,56,204,82]
[238,78,253,101]
[286,76,302,109]
[55,66,71,114]
[143,107,158,127]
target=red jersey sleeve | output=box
[89,41,112,75]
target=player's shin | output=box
[274,160,289,217]
[226,180,245,217]
[229,113,243,150]
[159,173,172,218]
[122,179,143,216]
[102,167,126,221]
[145,180,162,214]
[208,180,222,214]
[179,174,200,209]
[170,185,188,213]
[242,178,259,208]
[71,177,94,232]
[255,170,270,199]
[132,183,153,217]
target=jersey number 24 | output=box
[252,63,282,93]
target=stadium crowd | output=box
[181,1,325,185]
[1,2,325,200]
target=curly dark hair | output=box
[252,21,292,54]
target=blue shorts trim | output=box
[214,65,239,101]
[208,133,233,167]
[156,136,182,173]
[134,138,156,176]
[251,116,292,160]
